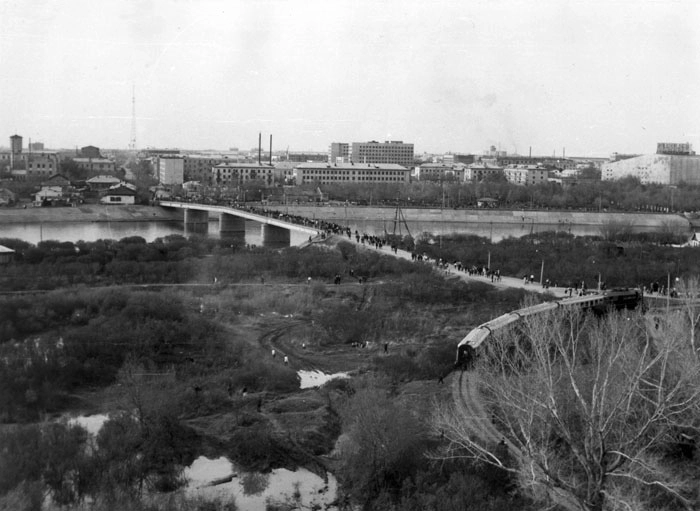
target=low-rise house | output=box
[87,175,121,191]
[34,174,73,205]
[0,245,15,264]
[0,188,17,206]
[100,184,136,205]
[74,157,117,175]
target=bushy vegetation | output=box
[9,226,691,510]
[0,235,429,291]
[335,376,532,510]
[0,414,213,509]
[413,230,700,290]
[312,176,700,213]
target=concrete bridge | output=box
[158,201,320,247]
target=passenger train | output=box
[456,288,642,368]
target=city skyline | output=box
[1,0,698,157]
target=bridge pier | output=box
[220,213,246,235]
[261,224,290,248]
[184,209,209,236]
[184,209,209,226]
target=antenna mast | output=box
[129,84,137,152]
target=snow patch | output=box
[298,370,350,389]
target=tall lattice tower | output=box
[128,84,137,152]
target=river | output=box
[0,219,310,247]
[0,209,687,246]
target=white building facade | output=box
[293,162,410,185]
[212,162,276,186]
[158,156,185,186]
[602,154,700,185]
[503,165,550,185]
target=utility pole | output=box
[129,84,137,153]
[539,259,544,286]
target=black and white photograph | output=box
[1,1,700,510]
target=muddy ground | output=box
[72,279,454,480]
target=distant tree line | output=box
[299,176,699,213]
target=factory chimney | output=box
[258,132,261,165]
[269,134,272,165]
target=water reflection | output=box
[2,216,659,248]
[184,223,209,236]
[184,456,337,511]
[298,370,350,389]
[1,220,309,247]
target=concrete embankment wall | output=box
[265,205,690,229]
[0,205,183,224]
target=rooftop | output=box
[295,162,408,171]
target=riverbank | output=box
[1,203,689,231]
[0,204,182,224]
[265,204,690,229]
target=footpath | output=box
[330,233,570,300]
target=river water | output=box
[0,219,310,247]
[2,218,613,246]
[66,414,338,510]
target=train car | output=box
[456,289,642,368]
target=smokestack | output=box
[269,134,272,165]
[258,132,261,165]
[529,146,531,158]
[563,147,566,159]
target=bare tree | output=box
[675,276,700,357]
[435,304,700,511]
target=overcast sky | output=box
[1,0,698,156]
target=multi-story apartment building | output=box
[601,142,700,185]
[157,156,185,186]
[1,135,59,179]
[184,155,231,183]
[329,142,350,163]
[416,163,467,182]
[293,162,410,185]
[349,141,414,167]
[657,142,695,156]
[443,153,475,165]
[602,153,700,185]
[212,162,276,187]
[503,165,550,186]
[24,152,60,178]
[182,152,253,183]
[284,152,327,163]
[465,163,504,182]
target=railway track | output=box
[450,370,502,446]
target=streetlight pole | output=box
[539,259,544,286]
